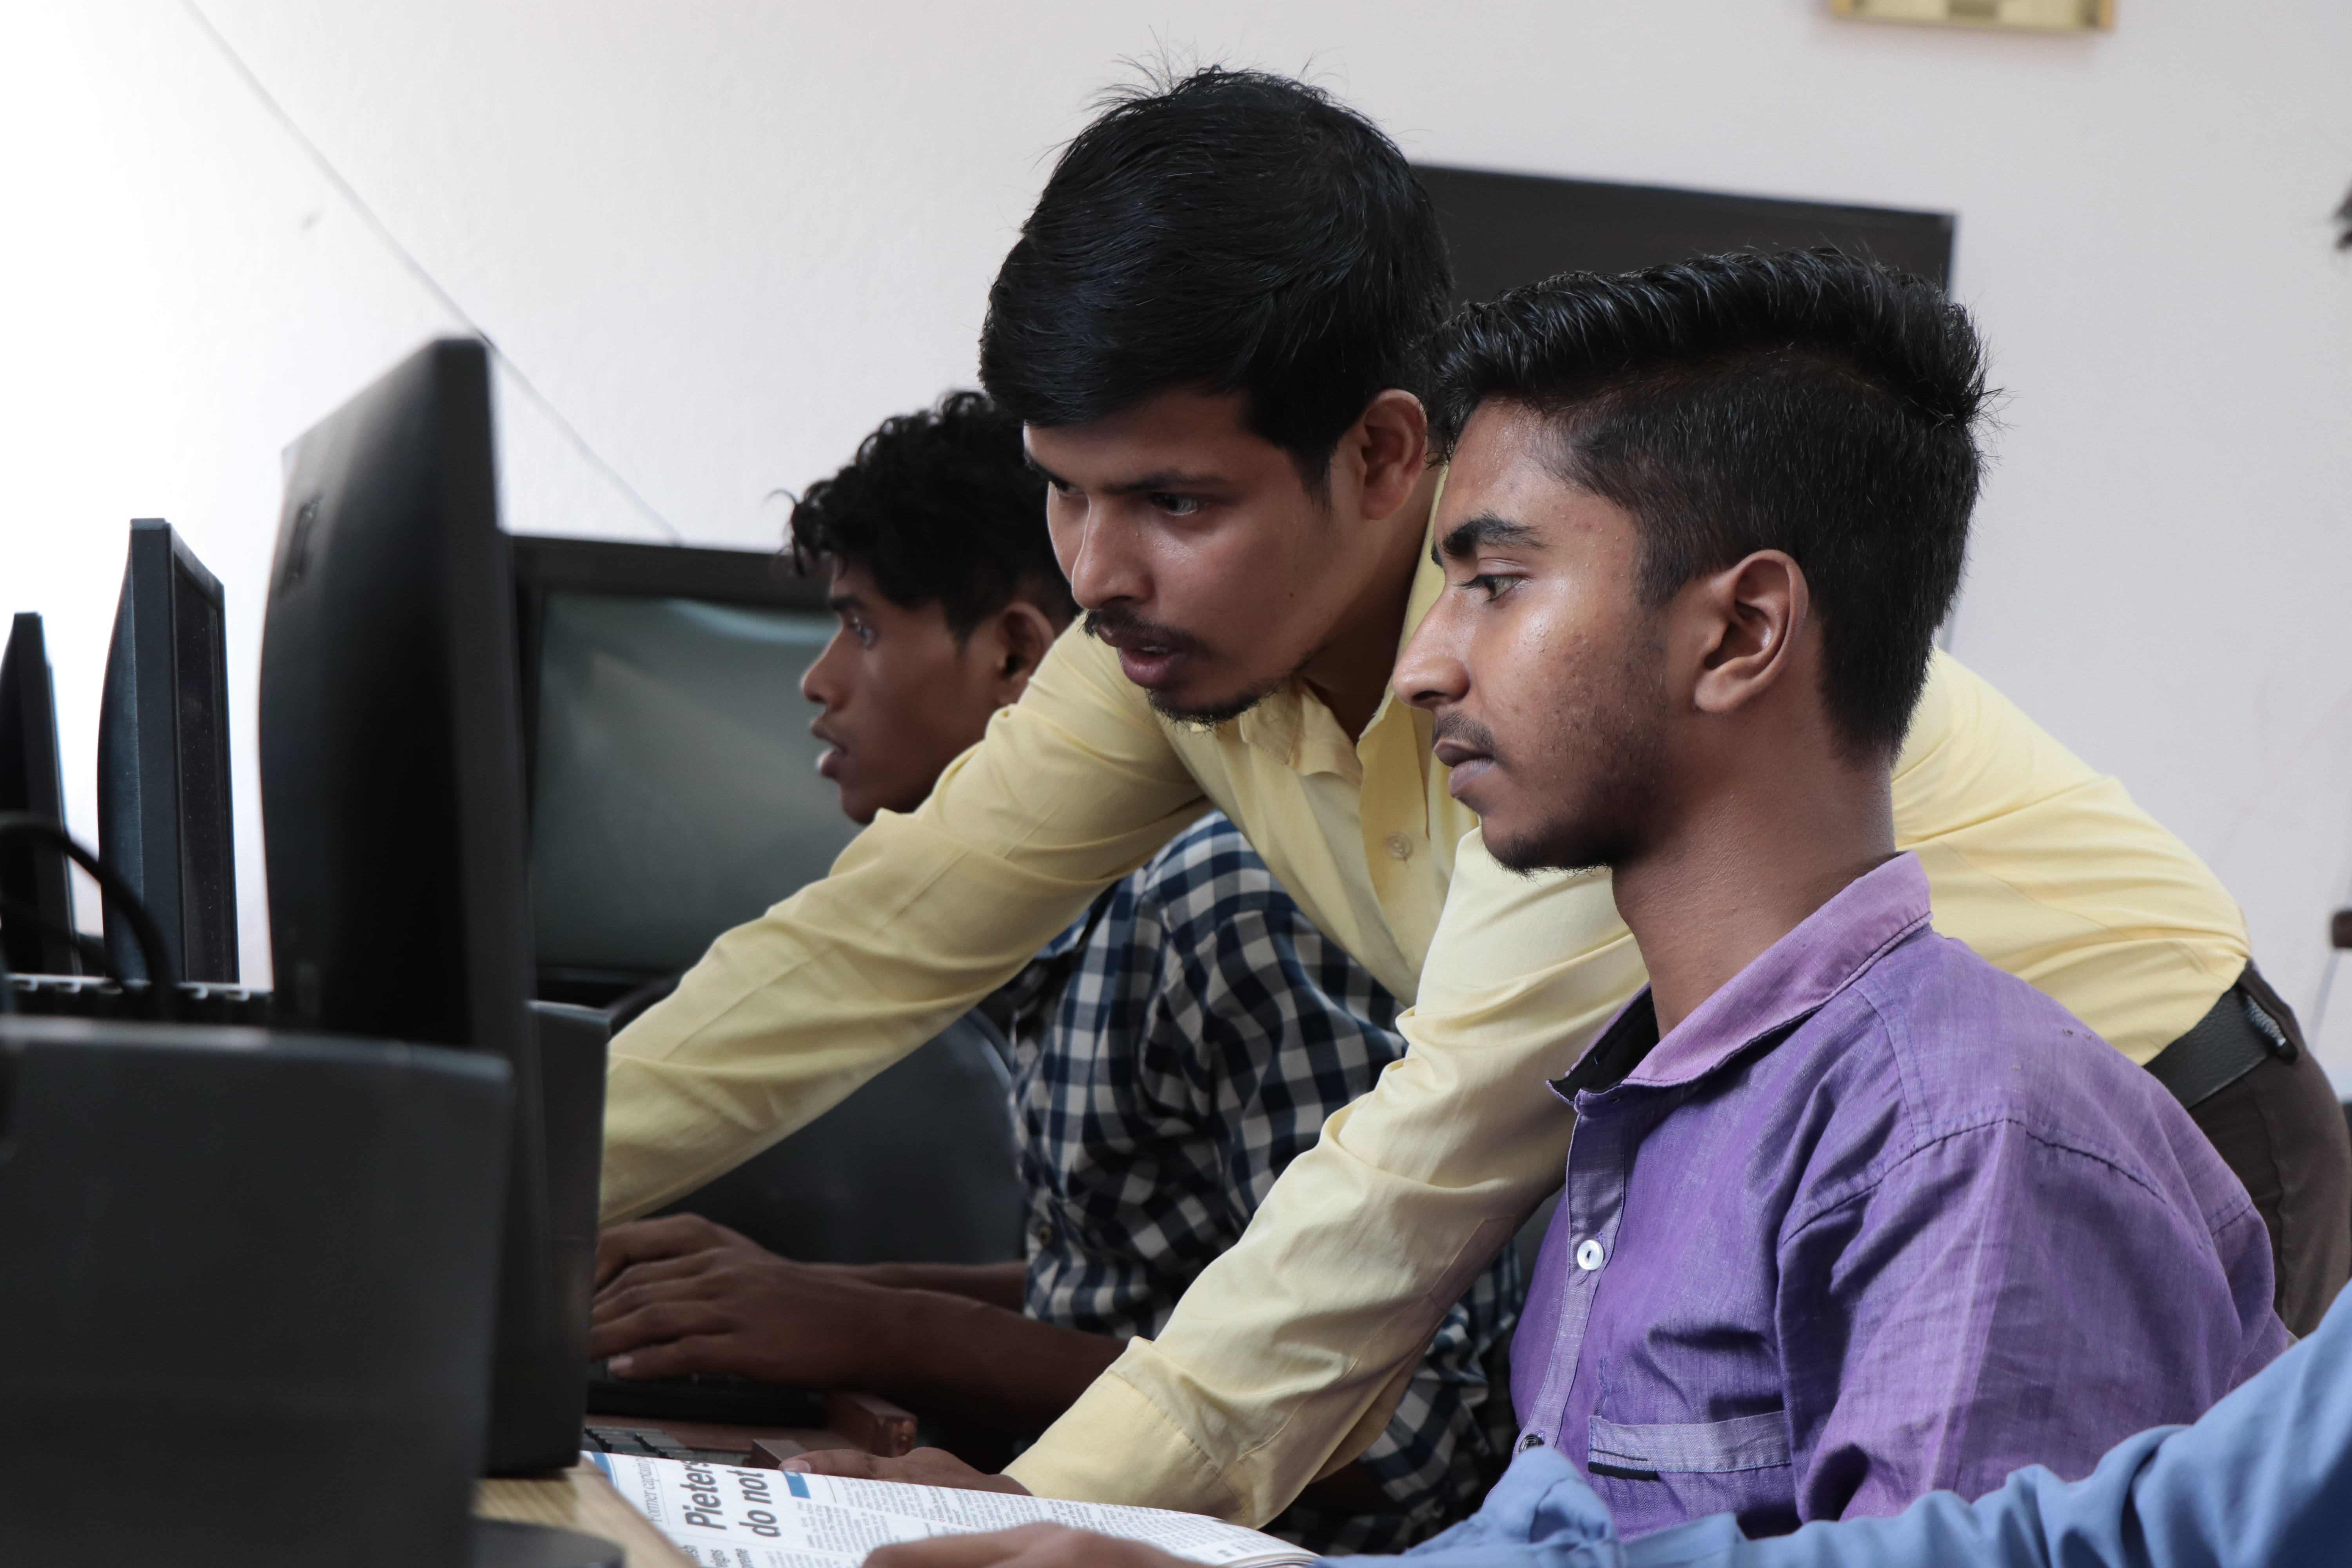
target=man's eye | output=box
[1149,493,1202,517]
[1466,573,1518,601]
[850,617,876,647]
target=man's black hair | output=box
[789,390,1074,638]
[980,67,1452,488]
[1427,248,1989,759]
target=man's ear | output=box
[991,600,1063,706]
[1686,550,1807,717]
[1343,389,1431,522]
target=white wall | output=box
[5,1,2350,1075]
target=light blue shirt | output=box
[1354,1274,2352,1568]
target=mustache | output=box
[1432,712,1499,759]
[1083,606,1207,657]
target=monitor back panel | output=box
[262,338,566,1474]
[0,613,80,975]
[97,520,239,982]
[261,342,532,1065]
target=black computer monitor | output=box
[0,613,82,976]
[510,537,854,1009]
[97,518,240,983]
[1413,166,1955,301]
[260,337,577,1481]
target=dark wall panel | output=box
[1414,166,1955,300]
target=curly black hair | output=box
[788,391,1074,639]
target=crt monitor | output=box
[510,536,854,1008]
[97,518,240,983]
[0,612,82,976]
[260,336,578,1482]
[513,539,1027,1290]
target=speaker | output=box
[0,1017,511,1566]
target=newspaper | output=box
[586,1451,1317,1568]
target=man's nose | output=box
[1057,509,1147,611]
[800,630,850,707]
[1393,599,1470,713]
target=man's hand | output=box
[595,1212,768,1291]
[595,1218,1127,1437]
[866,1524,1191,1568]
[781,1445,1030,1495]
[593,1216,892,1386]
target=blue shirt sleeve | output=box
[1332,1286,2352,1568]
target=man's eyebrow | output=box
[825,592,867,613]
[1099,468,1225,496]
[1436,513,1543,564]
[1021,455,1226,497]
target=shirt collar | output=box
[1557,852,1932,1100]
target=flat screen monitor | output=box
[1413,165,1955,300]
[511,537,853,1007]
[260,337,574,1482]
[0,613,82,976]
[97,519,238,982]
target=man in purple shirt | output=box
[1390,249,2285,1539]
[844,249,2291,1564]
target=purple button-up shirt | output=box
[1510,853,2287,1541]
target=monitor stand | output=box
[472,1519,623,1568]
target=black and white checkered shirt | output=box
[1001,813,1522,1554]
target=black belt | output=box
[2145,965,2298,1111]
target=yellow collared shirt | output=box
[601,541,2246,1524]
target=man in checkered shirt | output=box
[1000,810,1521,1552]
[592,394,1519,1552]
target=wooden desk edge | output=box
[478,1464,694,1568]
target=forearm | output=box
[849,1260,1028,1311]
[859,1289,1127,1437]
[601,807,1124,1223]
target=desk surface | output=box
[478,1465,693,1568]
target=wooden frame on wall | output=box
[1831,0,2114,32]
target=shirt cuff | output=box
[1003,1365,1245,1519]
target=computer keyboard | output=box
[584,1358,826,1427]
[583,1424,756,1468]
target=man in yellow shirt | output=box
[603,67,2349,1524]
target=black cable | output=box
[0,815,179,1022]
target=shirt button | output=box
[1575,1238,1605,1272]
[1032,1222,1053,1249]
[1517,1432,1544,1453]
[1384,833,1413,860]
